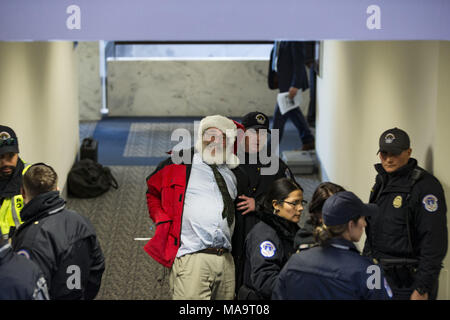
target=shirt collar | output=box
[329,238,360,253]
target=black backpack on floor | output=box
[67,159,118,198]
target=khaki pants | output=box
[169,252,235,300]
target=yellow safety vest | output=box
[0,163,31,238]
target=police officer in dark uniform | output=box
[232,111,297,295]
[0,236,49,300]
[273,191,392,300]
[12,163,105,300]
[238,178,304,300]
[363,128,448,300]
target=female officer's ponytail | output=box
[314,215,361,247]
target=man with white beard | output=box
[144,115,245,300]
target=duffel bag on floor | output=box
[67,159,118,198]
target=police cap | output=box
[377,127,410,156]
[322,191,378,226]
[242,111,271,133]
[0,125,19,156]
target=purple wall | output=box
[0,0,449,41]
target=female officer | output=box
[273,191,393,300]
[237,178,304,300]
[294,182,345,251]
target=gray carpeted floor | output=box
[66,166,172,300]
[65,166,320,300]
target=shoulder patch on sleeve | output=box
[260,241,276,258]
[422,194,438,213]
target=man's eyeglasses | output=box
[282,199,308,208]
[0,138,16,147]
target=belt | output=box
[198,248,229,256]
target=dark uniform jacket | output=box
[273,238,391,300]
[363,158,448,294]
[293,218,317,251]
[268,41,309,92]
[240,209,299,300]
[0,240,49,300]
[12,191,105,300]
[232,152,296,293]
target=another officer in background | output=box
[232,111,297,294]
[0,235,49,300]
[363,128,448,300]
[239,178,304,300]
[12,163,105,300]
[0,125,31,239]
[273,191,391,300]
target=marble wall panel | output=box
[77,42,102,120]
[107,59,310,117]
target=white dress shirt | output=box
[176,152,237,258]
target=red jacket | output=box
[143,152,191,268]
[144,121,245,268]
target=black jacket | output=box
[363,158,448,293]
[268,41,309,92]
[240,209,299,299]
[0,240,49,300]
[12,191,105,300]
[273,238,391,300]
[232,152,296,292]
[293,218,317,251]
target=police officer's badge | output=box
[422,194,438,213]
[256,114,266,125]
[385,133,395,144]
[260,241,276,258]
[0,131,11,140]
[393,195,402,209]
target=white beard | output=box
[202,143,226,165]
[195,140,239,169]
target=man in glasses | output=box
[231,111,298,295]
[363,128,447,300]
[0,125,31,239]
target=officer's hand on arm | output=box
[288,87,298,100]
[237,195,255,215]
[410,290,428,300]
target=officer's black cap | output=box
[322,191,378,226]
[0,125,19,156]
[241,111,271,133]
[377,127,410,156]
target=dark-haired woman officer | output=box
[273,191,392,300]
[294,182,345,251]
[238,178,304,300]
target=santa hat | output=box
[195,115,240,169]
